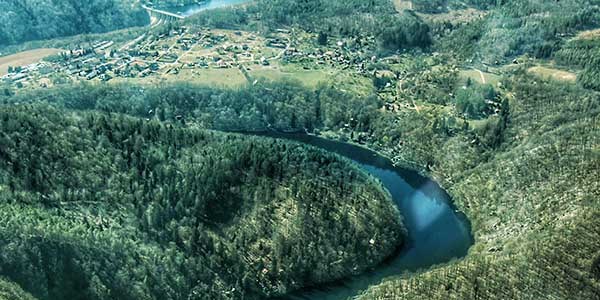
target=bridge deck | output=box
[141,4,185,19]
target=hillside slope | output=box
[0,0,148,47]
[0,104,404,299]
[357,73,600,299]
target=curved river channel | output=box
[146,1,472,297]
[247,132,473,300]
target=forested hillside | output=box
[357,71,600,299]
[0,278,36,300]
[0,0,599,299]
[188,0,432,52]
[0,0,148,47]
[4,66,596,299]
[0,104,404,300]
[554,37,600,91]
[412,0,499,12]
[432,0,600,62]
[0,81,379,133]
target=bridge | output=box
[142,4,184,26]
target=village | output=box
[1,25,387,91]
[0,24,444,120]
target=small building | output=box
[86,70,98,80]
[260,57,269,66]
[216,60,230,68]
[99,74,112,82]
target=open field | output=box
[393,0,413,12]
[573,28,600,40]
[0,48,62,76]
[113,68,248,87]
[459,69,501,86]
[418,8,488,24]
[179,68,248,86]
[528,66,577,82]
[248,64,331,87]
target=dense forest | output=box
[0,72,510,153]
[0,278,36,300]
[358,72,600,299]
[187,0,432,52]
[3,64,597,298]
[0,74,512,168]
[0,81,376,134]
[0,0,599,299]
[411,0,500,13]
[436,0,600,63]
[0,104,404,299]
[0,0,148,47]
[554,37,600,91]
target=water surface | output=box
[160,0,250,17]
[249,132,473,300]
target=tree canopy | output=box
[0,0,148,47]
[0,103,404,300]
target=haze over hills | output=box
[0,1,599,300]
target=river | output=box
[159,0,250,17]
[247,132,473,300]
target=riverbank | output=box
[240,130,472,300]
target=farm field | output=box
[0,48,62,76]
[528,66,577,82]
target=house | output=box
[260,57,269,66]
[86,70,98,80]
[216,60,230,68]
[96,41,114,51]
[139,69,152,78]
[99,74,112,82]
[266,39,287,48]
[10,73,28,82]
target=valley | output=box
[0,1,598,300]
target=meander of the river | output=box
[248,132,473,300]
[157,2,473,297]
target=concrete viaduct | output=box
[142,4,184,26]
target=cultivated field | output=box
[0,48,62,76]
[393,0,413,12]
[528,66,577,82]
[573,28,600,40]
[113,68,249,87]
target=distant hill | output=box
[0,103,404,300]
[0,0,148,47]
